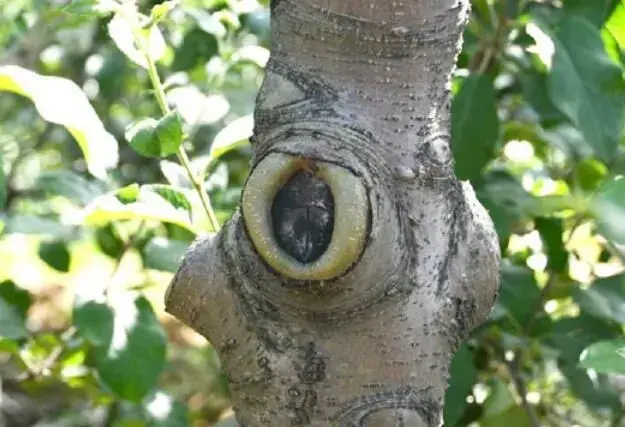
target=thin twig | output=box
[506,356,542,427]
[133,18,221,232]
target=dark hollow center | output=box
[271,170,335,264]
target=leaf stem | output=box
[136,24,220,232]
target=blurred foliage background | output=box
[0,0,624,426]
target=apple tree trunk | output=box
[165,0,500,425]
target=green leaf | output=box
[73,300,114,347]
[592,176,625,244]
[127,111,184,158]
[547,16,625,162]
[209,115,253,161]
[550,314,623,409]
[84,185,196,233]
[444,345,476,427]
[171,28,219,72]
[580,338,625,374]
[143,185,192,213]
[0,65,119,179]
[95,224,126,259]
[520,71,567,126]
[563,0,621,27]
[497,263,542,326]
[142,237,189,273]
[605,0,625,50]
[573,274,625,324]
[38,241,71,272]
[37,170,107,206]
[0,293,28,340]
[3,215,75,239]
[116,183,141,204]
[76,295,166,402]
[108,8,166,69]
[451,74,499,181]
[476,171,538,243]
[575,158,608,191]
[142,390,189,427]
[0,281,32,320]
[534,217,568,272]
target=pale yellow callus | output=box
[241,153,369,280]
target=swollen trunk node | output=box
[165,1,500,425]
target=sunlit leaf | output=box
[166,86,229,125]
[605,1,625,50]
[108,6,166,69]
[0,65,118,179]
[580,339,625,374]
[83,185,196,232]
[209,115,253,161]
[547,17,625,162]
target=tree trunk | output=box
[165,1,500,426]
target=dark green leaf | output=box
[444,345,476,426]
[592,177,625,244]
[142,237,189,273]
[0,280,31,319]
[563,0,621,27]
[451,74,500,181]
[497,263,542,326]
[476,171,538,243]
[547,16,625,162]
[38,240,71,272]
[127,111,184,158]
[143,185,192,214]
[95,224,126,259]
[91,296,166,402]
[534,218,568,272]
[573,274,625,324]
[171,29,218,71]
[580,338,625,374]
[73,300,115,347]
[550,314,622,409]
[519,72,567,125]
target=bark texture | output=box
[165,1,500,425]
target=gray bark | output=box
[165,1,500,426]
